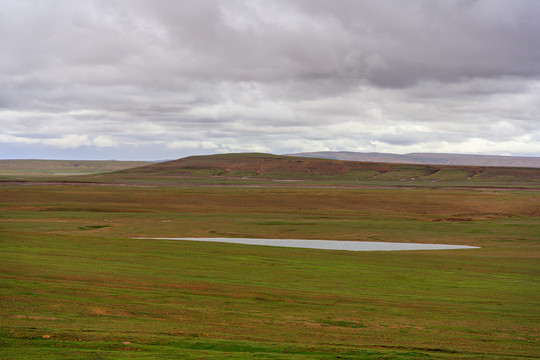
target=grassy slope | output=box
[0,160,152,179]
[1,182,539,359]
[106,153,540,188]
[291,151,540,168]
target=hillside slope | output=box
[289,151,540,168]
[0,159,152,178]
[112,153,540,185]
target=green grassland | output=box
[0,160,152,179]
[1,154,539,359]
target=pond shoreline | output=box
[135,237,480,252]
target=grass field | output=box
[0,160,152,179]
[1,155,539,359]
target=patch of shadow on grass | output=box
[318,319,366,329]
[78,225,111,230]
[255,221,318,226]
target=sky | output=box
[1,0,539,160]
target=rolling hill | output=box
[0,159,153,178]
[110,152,540,186]
[288,151,540,168]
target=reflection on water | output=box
[141,237,479,251]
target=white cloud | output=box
[0,0,539,159]
[0,134,91,149]
[44,135,90,149]
[167,140,217,150]
[369,136,540,156]
[92,135,117,147]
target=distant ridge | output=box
[287,151,540,168]
[107,152,540,185]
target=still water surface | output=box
[144,237,479,251]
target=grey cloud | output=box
[4,1,540,84]
[295,0,540,85]
[0,0,539,159]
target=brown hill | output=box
[289,151,540,168]
[114,153,540,185]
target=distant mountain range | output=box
[287,152,540,168]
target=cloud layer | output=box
[1,0,539,159]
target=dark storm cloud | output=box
[1,0,539,159]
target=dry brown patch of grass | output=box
[12,315,59,320]
[88,307,132,317]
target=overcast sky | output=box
[1,0,539,160]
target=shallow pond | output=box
[141,237,479,251]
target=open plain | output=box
[1,154,539,359]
